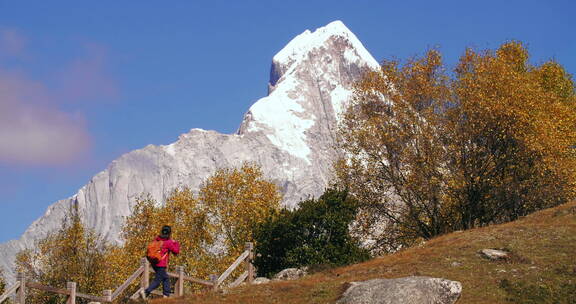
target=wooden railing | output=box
[0,242,255,303]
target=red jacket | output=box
[153,236,180,267]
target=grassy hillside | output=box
[154,201,576,304]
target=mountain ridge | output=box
[0,20,379,281]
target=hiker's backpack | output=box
[146,240,166,264]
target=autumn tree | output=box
[106,189,214,295]
[112,162,281,289]
[15,204,111,304]
[337,42,576,251]
[0,271,11,304]
[200,162,282,258]
[0,270,5,295]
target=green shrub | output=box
[253,188,370,278]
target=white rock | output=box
[337,276,462,304]
[273,268,308,281]
[479,249,509,261]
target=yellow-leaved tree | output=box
[0,271,10,304]
[15,204,111,304]
[337,41,576,252]
[0,270,5,296]
[106,189,214,296]
[200,162,282,259]
[109,162,281,291]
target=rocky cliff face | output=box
[0,20,379,281]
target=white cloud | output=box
[0,29,118,166]
[0,70,92,165]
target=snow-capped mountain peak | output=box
[0,21,379,282]
[239,21,378,163]
[271,20,379,86]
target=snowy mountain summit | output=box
[0,20,379,280]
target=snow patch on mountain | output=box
[246,75,316,163]
[330,86,355,117]
[164,143,176,156]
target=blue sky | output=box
[0,0,574,243]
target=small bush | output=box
[253,188,370,278]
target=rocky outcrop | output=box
[337,276,462,304]
[0,21,379,281]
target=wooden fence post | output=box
[141,257,149,292]
[209,274,218,291]
[176,266,184,297]
[66,282,76,304]
[103,289,112,302]
[16,272,25,304]
[245,242,255,284]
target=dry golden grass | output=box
[151,201,576,304]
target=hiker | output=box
[142,225,180,299]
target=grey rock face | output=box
[337,276,462,304]
[0,20,379,281]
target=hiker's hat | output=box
[160,225,171,237]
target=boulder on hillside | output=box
[479,249,509,261]
[273,267,308,281]
[337,276,462,304]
